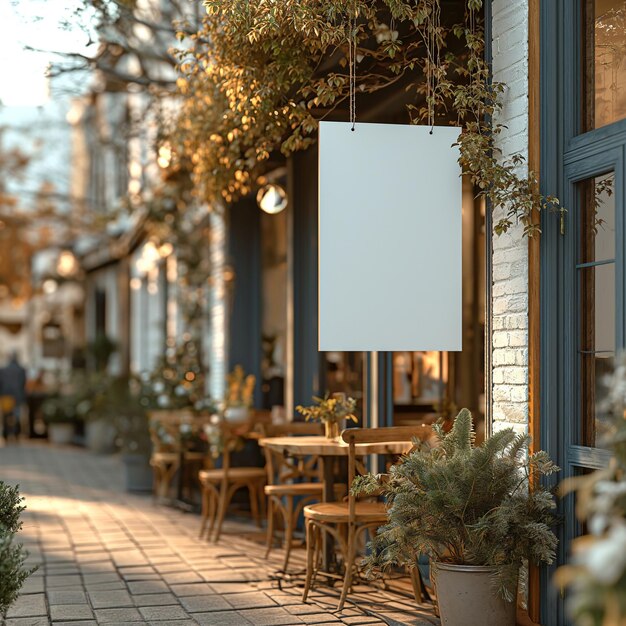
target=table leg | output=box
[321,456,335,572]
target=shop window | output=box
[583,0,626,131]
[578,172,616,447]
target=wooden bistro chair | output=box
[302,425,433,611]
[149,410,206,502]
[149,412,183,501]
[199,421,266,543]
[262,421,328,572]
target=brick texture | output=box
[491,0,530,435]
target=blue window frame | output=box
[541,2,626,624]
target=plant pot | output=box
[122,453,153,492]
[48,423,75,445]
[85,419,117,454]
[224,406,249,423]
[432,563,517,626]
[324,420,340,439]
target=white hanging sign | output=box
[318,121,463,351]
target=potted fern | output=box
[353,409,559,626]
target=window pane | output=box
[393,351,448,406]
[580,353,614,448]
[579,262,616,353]
[583,0,626,131]
[579,172,616,263]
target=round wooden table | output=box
[259,436,413,501]
[259,435,414,571]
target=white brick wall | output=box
[491,0,530,436]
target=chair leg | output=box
[302,520,316,603]
[207,490,218,539]
[199,486,209,539]
[338,524,356,611]
[265,497,275,558]
[259,481,266,519]
[151,466,159,502]
[212,482,231,543]
[249,483,261,527]
[409,559,425,604]
[282,495,295,572]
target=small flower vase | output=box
[324,420,340,440]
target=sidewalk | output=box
[0,443,438,626]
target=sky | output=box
[0,0,91,106]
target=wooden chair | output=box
[149,412,184,501]
[199,421,266,543]
[149,410,207,502]
[263,421,326,571]
[302,425,433,610]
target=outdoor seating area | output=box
[143,404,440,616]
[0,440,440,626]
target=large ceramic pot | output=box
[122,453,153,492]
[432,563,517,626]
[48,423,75,445]
[85,419,117,454]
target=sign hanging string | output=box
[348,6,357,131]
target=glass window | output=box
[321,352,365,419]
[577,173,616,447]
[583,0,626,131]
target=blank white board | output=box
[318,121,462,351]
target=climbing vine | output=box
[168,0,560,235]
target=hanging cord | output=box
[348,3,357,131]
[426,0,441,134]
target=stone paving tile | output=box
[47,590,88,605]
[193,612,254,626]
[127,580,170,595]
[239,606,304,625]
[88,589,134,608]
[0,443,437,626]
[49,604,95,621]
[45,575,82,588]
[5,593,47,618]
[162,571,205,585]
[298,614,342,624]
[179,594,231,613]
[225,591,277,609]
[147,621,197,626]
[139,605,189,620]
[133,592,179,606]
[169,583,214,597]
[93,607,144,622]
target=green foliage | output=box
[353,408,559,601]
[41,371,132,425]
[296,393,358,425]
[164,0,562,235]
[0,483,24,534]
[137,338,209,413]
[555,354,626,625]
[0,482,36,618]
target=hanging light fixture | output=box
[256,183,288,214]
[56,250,79,278]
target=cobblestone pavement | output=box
[0,443,438,626]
